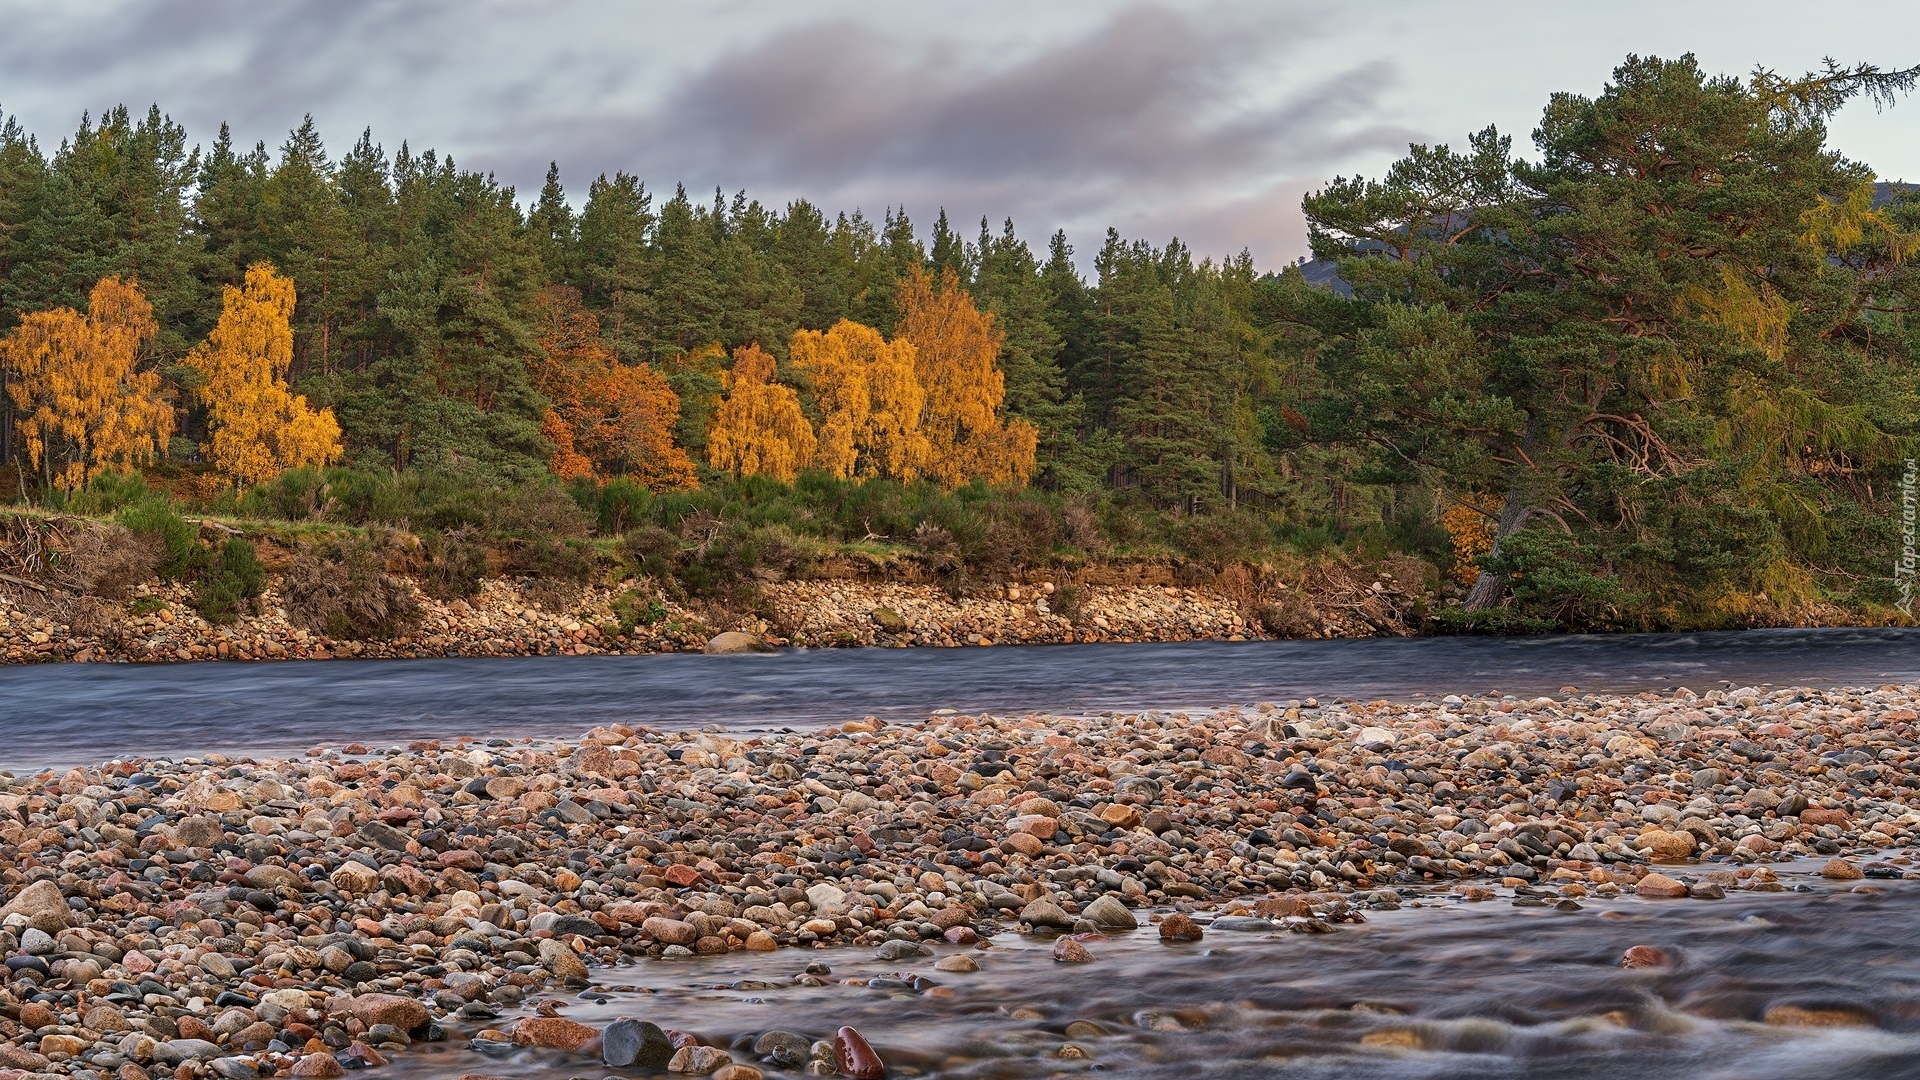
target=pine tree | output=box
[337,147,549,480]
[527,162,579,286]
[1288,54,1920,617]
[577,171,655,364]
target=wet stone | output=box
[603,1019,675,1069]
[752,1030,813,1068]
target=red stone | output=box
[1620,945,1670,969]
[834,1026,887,1079]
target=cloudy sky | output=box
[3,0,1918,268]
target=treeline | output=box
[0,108,1288,510]
[4,53,1920,632]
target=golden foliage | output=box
[530,287,697,490]
[1442,494,1502,588]
[1799,179,1920,262]
[707,344,818,482]
[0,276,175,491]
[894,266,1038,487]
[788,319,928,480]
[1682,264,1790,363]
[186,263,343,487]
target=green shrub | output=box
[65,472,154,516]
[509,537,599,581]
[1050,582,1087,624]
[192,538,267,624]
[115,500,204,581]
[621,525,679,581]
[1171,510,1272,568]
[593,477,653,535]
[611,588,668,633]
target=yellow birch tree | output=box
[706,344,817,482]
[788,319,927,480]
[187,263,343,487]
[0,276,174,491]
[895,266,1038,487]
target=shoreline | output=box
[2,539,1892,666]
[0,575,1295,667]
[2,682,1918,1076]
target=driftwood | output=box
[0,572,46,594]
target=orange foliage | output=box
[1442,494,1503,587]
[0,276,174,491]
[186,263,343,487]
[894,266,1037,487]
[707,344,818,482]
[531,287,696,490]
[788,319,928,481]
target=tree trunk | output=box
[1463,493,1533,610]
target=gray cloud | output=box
[495,5,1413,260]
[0,1,1413,264]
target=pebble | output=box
[1018,898,1077,931]
[1634,873,1690,899]
[1620,945,1671,969]
[290,1053,346,1078]
[510,1017,600,1052]
[1082,895,1138,930]
[602,1018,675,1068]
[667,1044,731,1073]
[751,1030,813,1068]
[0,560,1340,667]
[1052,937,1096,962]
[0,680,1909,1079]
[1158,914,1205,943]
[833,1026,887,1080]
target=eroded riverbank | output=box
[4,682,1920,1076]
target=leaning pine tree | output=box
[1278,55,1920,628]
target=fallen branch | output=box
[0,572,48,594]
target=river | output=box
[0,626,1916,770]
[7,629,1920,1078]
[378,866,1920,1080]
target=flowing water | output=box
[378,866,1920,1080]
[0,627,1916,770]
[10,628,1920,1076]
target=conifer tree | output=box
[1286,54,1920,616]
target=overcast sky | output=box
[4,0,1918,268]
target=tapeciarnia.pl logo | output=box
[1900,458,1917,618]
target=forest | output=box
[1,53,1917,631]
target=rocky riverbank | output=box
[1,682,1918,1077]
[0,563,1409,666]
